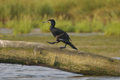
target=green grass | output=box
[4,15,33,35]
[13,16,33,35]
[105,20,120,35]
[3,18,120,35]
[56,20,74,32]
[74,20,92,33]
[1,35,120,57]
[0,0,120,35]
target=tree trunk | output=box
[0,39,120,76]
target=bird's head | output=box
[43,19,55,24]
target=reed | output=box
[56,20,74,32]
[0,0,120,20]
[105,20,120,36]
[13,16,33,35]
[74,20,92,33]
[0,0,120,35]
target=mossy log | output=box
[0,39,120,76]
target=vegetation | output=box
[1,35,120,57]
[0,0,120,35]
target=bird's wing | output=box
[53,28,71,40]
[54,28,65,35]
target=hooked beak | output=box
[43,21,48,23]
[43,21,51,23]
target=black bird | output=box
[43,19,77,50]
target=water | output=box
[0,63,82,80]
[0,63,120,80]
[0,28,104,37]
[0,28,13,35]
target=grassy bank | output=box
[0,35,120,58]
[0,0,120,35]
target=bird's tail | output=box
[69,43,77,50]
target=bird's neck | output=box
[50,23,55,30]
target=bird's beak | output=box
[43,21,48,23]
[43,21,51,23]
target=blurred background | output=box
[0,0,120,35]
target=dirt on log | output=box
[0,39,120,76]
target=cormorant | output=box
[43,19,77,50]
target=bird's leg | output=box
[59,39,77,50]
[47,39,60,44]
[60,44,66,49]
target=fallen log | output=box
[0,39,120,76]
